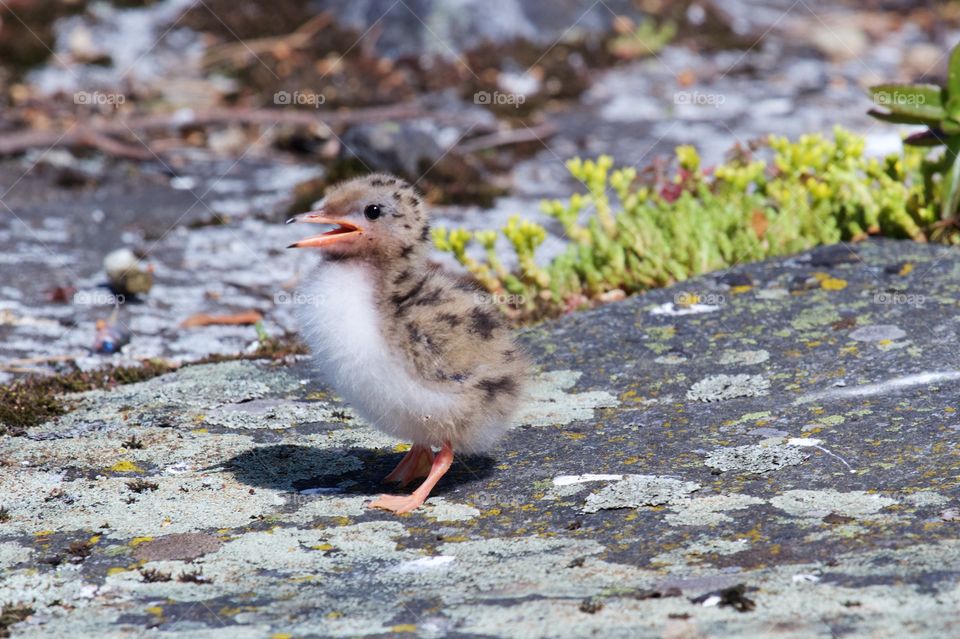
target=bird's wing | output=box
[389,274,515,389]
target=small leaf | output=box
[948,96,960,121]
[867,109,937,126]
[940,137,960,221]
[904,129,946,147]
[869,84,946,122]
[949,41,960,104]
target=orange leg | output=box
[383,444,434,487]
[370,441,453,514]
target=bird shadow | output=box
[224,444,496,499]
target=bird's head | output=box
[286,174,431,265]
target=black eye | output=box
[364,204,381,220]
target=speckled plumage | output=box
[288,174,531,511]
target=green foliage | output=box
[608,19,677,60]
[868,40,960,220]
[435,128,941,322]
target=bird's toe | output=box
[368,493,425,514]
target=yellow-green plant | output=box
[434,128,940,322]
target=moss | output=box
[126,479,159,493]
[0,334,307,437]
[140,567,172,583]
[0,605,32,638]
[196,332,308,365]
[0,359,175,436]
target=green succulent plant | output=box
[435,128,942,323]
[868,40,960,221]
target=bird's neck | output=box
[318,253,431,306]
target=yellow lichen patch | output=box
[108,460,143,473]
[806,340,822,348]
[731,285,753,294]
[811,271,830,282]
[391,625,417,634]
[306,391,327,401]
[107,567,129,576]
[742,526,763,542]
[191,428,208,435]
[820,278,848,291]
[326,611,343,620]
[623,456,641,465]
[312,543,335,552]
[392,443,411,453]
[561,431,586,440]
[946,407,956,413]
[128,536,153,547]
[271,634,293,639]
[145,606,164,618]
[34,530,54,538]
[899,262,914,276]
[88,535,101,545]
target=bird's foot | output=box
[369,441,454,515]
[369,493,426,514]
[383,444,434,487]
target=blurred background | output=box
[0,0,957,382]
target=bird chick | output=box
[287,174,530,513]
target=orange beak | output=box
[285,210,363,249]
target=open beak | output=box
[285,210,363,249]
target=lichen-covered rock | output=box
[2,240,960,637]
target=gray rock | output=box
[2,240,960,637]
[315,0,642,58]
[340,120,448,177]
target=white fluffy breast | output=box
[295,261,457,443]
